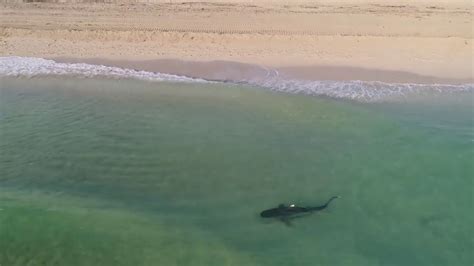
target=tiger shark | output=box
[260,196,339,226]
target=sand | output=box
[0,0,473,82]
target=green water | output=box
[0,77,472,266]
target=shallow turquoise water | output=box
[0,77,473,266]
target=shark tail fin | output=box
[309,196,340,211]
[325,196,340,207]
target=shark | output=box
[260,196,339,226]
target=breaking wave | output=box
[1,56,472,102]
[0,56,209,83]
[244,77,473,102]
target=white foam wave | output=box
[0,56,209,83]
[243,77,474,102]
[1,56,472,102]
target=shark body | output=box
[260,196,339,225]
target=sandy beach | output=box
[1,0,473,83]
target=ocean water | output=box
[0,59,473,266]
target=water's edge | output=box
[1,56,473,102]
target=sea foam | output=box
[246,77,473,102]
[1,56,472,102]
[0,56,208,83]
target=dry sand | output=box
[0,0,473,82]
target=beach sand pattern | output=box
[1,0,472,80]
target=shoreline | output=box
[3,56,472,103]
[1,1,472,82]
[52,57,472,85]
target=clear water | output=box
[0,77,472,266]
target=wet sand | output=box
[53,57,472,84]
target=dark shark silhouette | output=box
[260,196,339,226]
